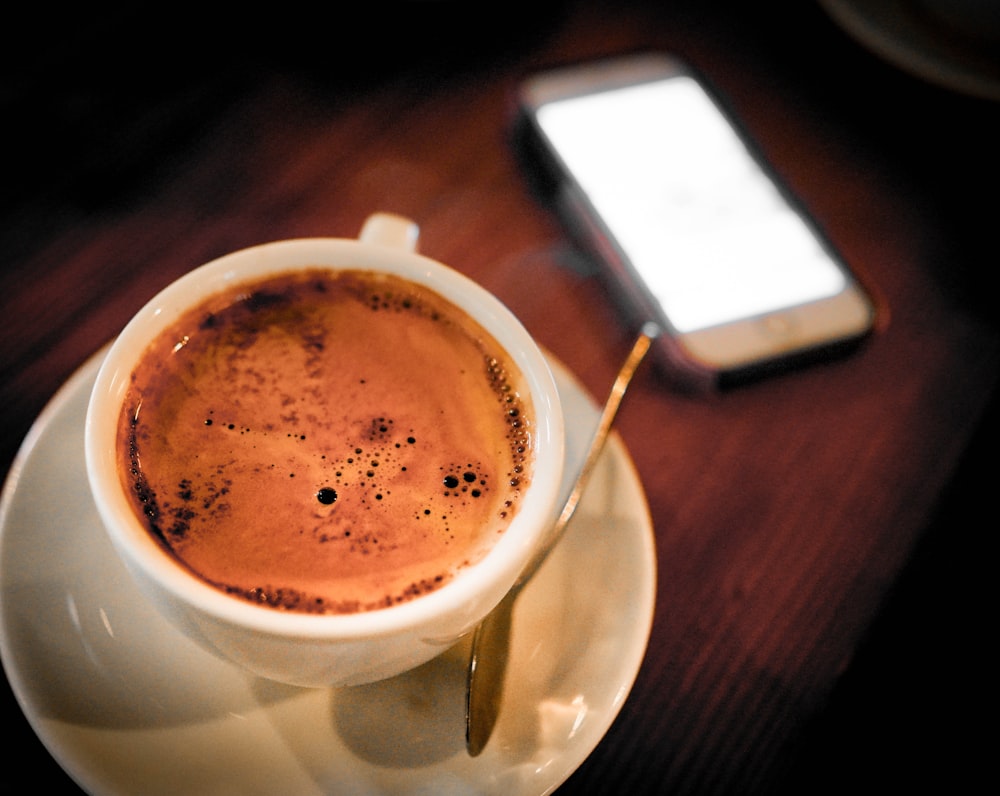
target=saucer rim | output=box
[819,0,1000,101]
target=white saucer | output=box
[0,346,656,796]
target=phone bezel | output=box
[517,53,877,387]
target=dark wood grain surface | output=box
[3,2,997,793]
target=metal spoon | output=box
[465,322,661,756]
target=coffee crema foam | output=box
[118,269,534,614]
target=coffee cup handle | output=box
[358,213,420,252]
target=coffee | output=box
[117,269,533,615]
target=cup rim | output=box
[84,235,565,640]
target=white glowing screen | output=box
[536,76,845,332]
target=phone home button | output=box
[759,313,796,338]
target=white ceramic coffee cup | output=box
[85,213,565,687]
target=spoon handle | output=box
[465,323,660,756]
[517,323,659,592]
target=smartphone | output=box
[516,53,878,388]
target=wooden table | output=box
[3,2,997,792]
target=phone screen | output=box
[533,74,848,334]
